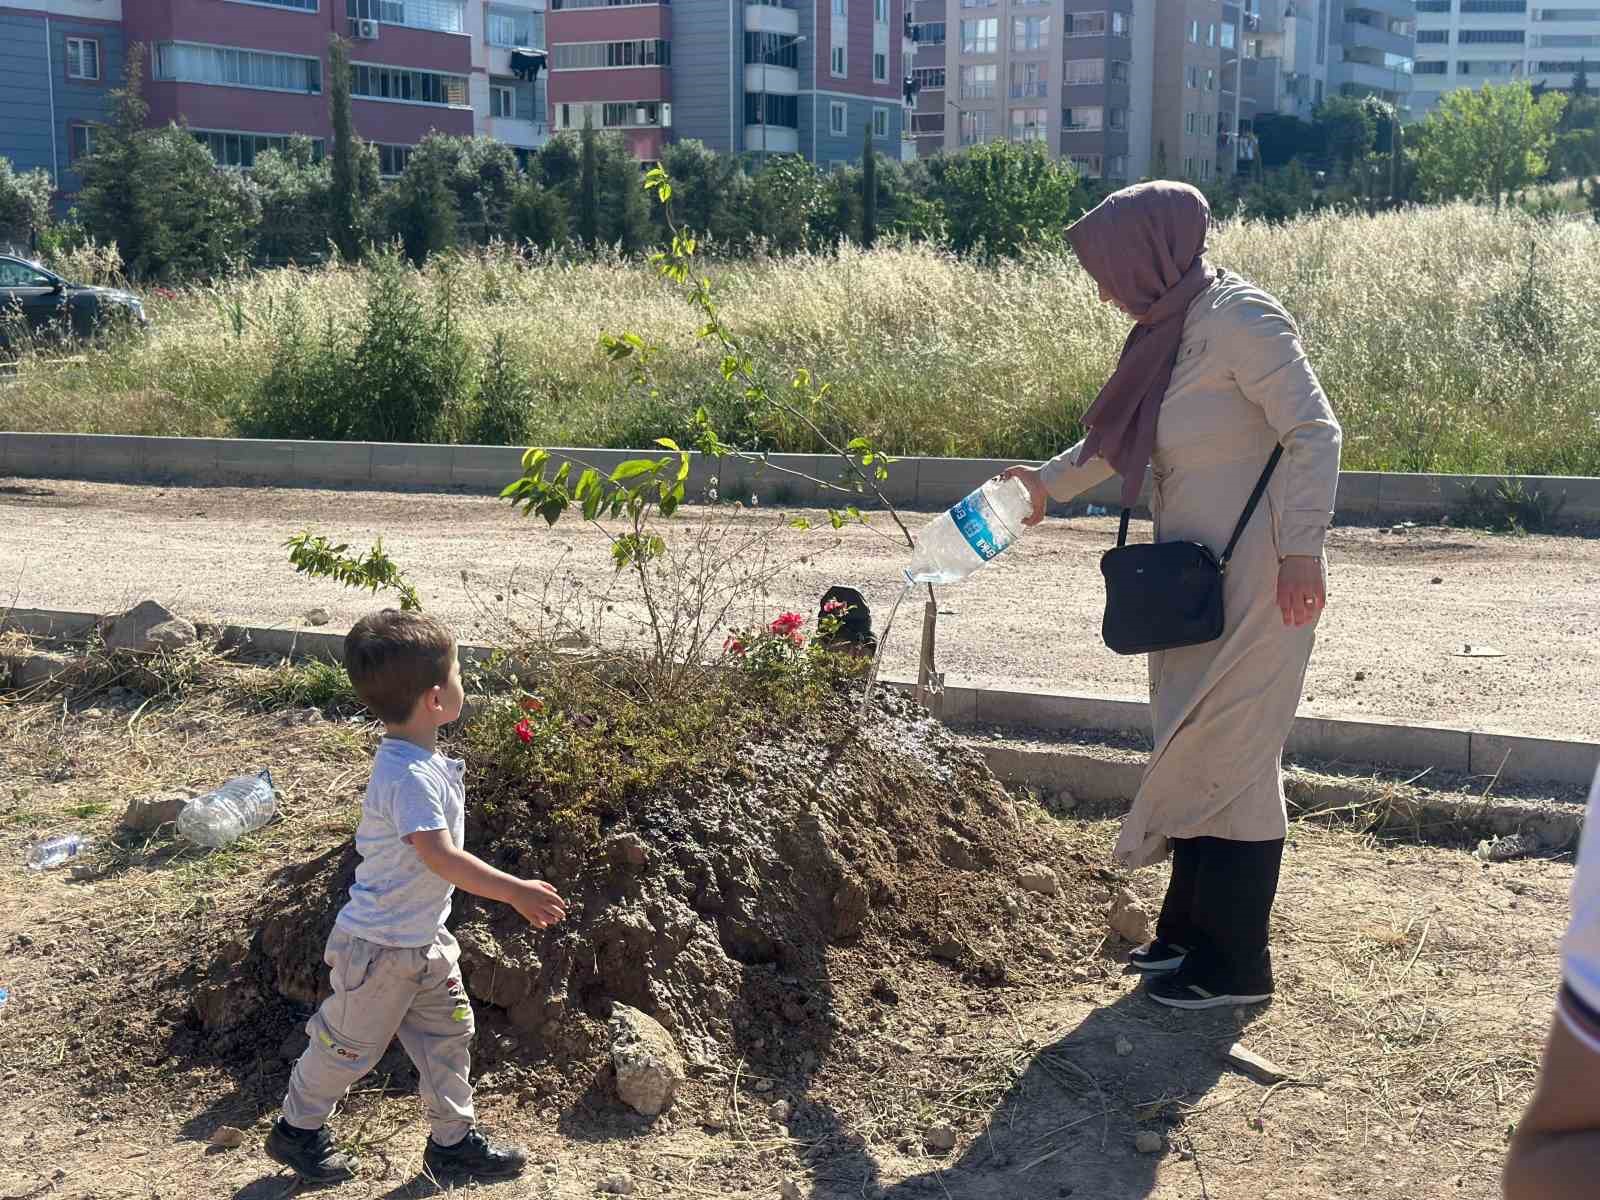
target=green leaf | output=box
[790,516,813,530]
[552,461,572,488]
[611,459,659,483]
[523,448,550,481]
[655,437,681,452]
[829,510,846,530]
[676,453,690,483]
[574,467,600,498]
[582,484,604,522]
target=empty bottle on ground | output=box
[177,769,277,849]
[25,834,94,871]
[906,476,1033,585]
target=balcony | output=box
[1344,20,1413,59]
[745,1,798,36]
[1344,0,1416,21]
[1334,58,1414,94]
[489,116,549,147]
[745,63,799,95]
[745,124,799,153]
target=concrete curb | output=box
[7,606,1596,792]
[6,432,1600,521]
[974,742,1589,851]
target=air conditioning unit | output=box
[357,18,380,39]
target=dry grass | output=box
[8,202,1600,475]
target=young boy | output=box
[266,609,567,1185]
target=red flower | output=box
[770,612,805,637]
[519,695,545,714]
[514,718,534,744]
[823,599,847,615]
[788,631,805,649]
[723,634,746,657]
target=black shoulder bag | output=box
[1099,445,1282,656]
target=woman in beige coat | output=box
[1005,181,1341,1011]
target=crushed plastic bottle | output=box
[906,476,1033,586]
[177,769,277,849]
[1085,505,1110,517]
[26,834,94,871]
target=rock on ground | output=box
[1135,1131,1164,1155]
[1108,887,1153,945]
[99,601,197,654]
[924,1121,957,1154]
[609,1004,685,1118]
[1018,863,1060,897]
[122,789,194,833]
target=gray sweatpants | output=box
[281,926,475,1146]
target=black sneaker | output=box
[423,1127,528,1181]
[264,1118,358,1185]
[1146,970,1271,1011]
[1128,939,1189,972]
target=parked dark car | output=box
[0,254,148,351]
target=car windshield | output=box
[0,258,60,288]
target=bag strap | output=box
[1219,445,1284,571]
[1116,507,1132,548]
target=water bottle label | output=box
[951,488,1004,563]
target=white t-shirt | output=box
[335,738,467,948]
[1559,769,1600,1052]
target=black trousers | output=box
[1155,836,1285,995]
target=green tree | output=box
[76,43,150,268]
[1315,95,1377,176]
[0,156,53,248]
[1415,81,1567,210]
[250,137,333,265]
[599,135,653,251]
[328,36,363,261]
[386,150,459,265]
[577,112,600,247]
[924,140,1081,257]
[1576,59,1591,99]
[746,155,821,252]
[860,122,877,249]
[536,135,581,193]
[507,177,568,247]
[658,139,747,242]
[404,134,522,244]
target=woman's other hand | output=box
[1000,465,1049,527]
[1277,555,1326,628]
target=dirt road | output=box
[5,475,1598,741]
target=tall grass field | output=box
[7,203,1599,476]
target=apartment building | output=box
[476,0,551,159]
[1413,1,1598,117]
[1,0,127,195]
[544,0,905,166]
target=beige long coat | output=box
[1040,274,1342,869]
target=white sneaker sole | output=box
[1148,985,1271,1010]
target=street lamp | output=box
[947,98,977,149]
[759,33,806,166]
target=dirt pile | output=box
[196,690,1108,1112]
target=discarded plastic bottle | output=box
[905,476,1033,586]
[1085,505,1110,517]
[177,769,277,849]
[26,834,94,871]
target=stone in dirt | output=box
[209,1126,246,1149]
[924,1121,957,1154]
[99,601,197,654]
[1224,1042,1289,1085]
[780,1181,803,1200]
[302,608,332,627]
[1107,887,1152,945]
[1018,863,1060,897]
[601,1174,635,1195]
[605,833,650,869]
[11,651,90,690]
[609,1004,685,1118]
[1135,1131,1164,1155]
[767,1099,791,1124]
[122,790,193,833]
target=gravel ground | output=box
[5,475,1599,741]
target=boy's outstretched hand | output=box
[512,879,567,929]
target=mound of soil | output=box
[196,691,1108,1114]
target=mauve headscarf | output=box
[1067,181,1216,507]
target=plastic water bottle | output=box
[177,770,277,849]
[906,476,1033,585]
[25,834,94,871]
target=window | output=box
[1206,67,1215,91]
[1064,11,1106,36]
[1069,153,1102,177]
[602,101,667,126]
[1458,29,1525,42]
[1185,110,1197,133]
[1207,22,1216,46]
[491,84,515,117]
[1063,58,1105,85]
[1108,106,1126,130]
[1201,157,1212,181]
[1188,19,1199,42]
[960,63,997,99]
[351,63,468,104]
[0,259,56,285]
[154,43,322,93]
[556,0,662,7]
[960,0,994,7]
[1185,65,1198,88]
[874,107,889,138]
[1010,60,1048,98]
[1221,22,1235,49]
[1415,60,1449,73]
[1416,29,1449,42]
[349,0,464,34]
[1534,59,1586,71]
[1542,34,1600,47]
[1416,0,1451,9]
[832,45,845,75]
[959,109,993,145]
[913,67,946,89]
[917,21,946,44]
[1107,153,1127,179]
[1110,59,1129,83]
[377,143,412,176]
[1183,154,1195,177]
[832,0,844,12]
[234,0,318,9]
[551,40,671,69]
[744,92,798,127]
[1538,7,1600,16]
[1112,10,1130,36]
[746,33,800,68]
[65,38,100,81]
[874,51,887,81]
[1013,16,1049,51]
[69,123,96,160]
[1461,0,1525,9]
[1062,105,1102,130]
[875,0,888,20]
[194,129,325,167]
[961,18,998,53]
[1010,107,1046,142]
[1205,112,1213,134]
[830,101,846,135]
[1459,58,1523,73]
[487,7,533,45]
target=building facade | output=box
[474,0,550,159]
[1412,0,1597,118]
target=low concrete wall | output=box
[6,432,1599,522]
[8,606,1596,791]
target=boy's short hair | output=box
[343,610,456,726]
